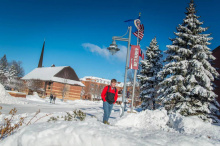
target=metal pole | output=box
[131,70,137,112]
[120,26,132,117]
[131,29,140,112]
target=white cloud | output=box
[114,45,127,62]
[82,43,110,58]
[82,43,127,62]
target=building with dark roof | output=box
[212,46,220,107]
[22,41,84,100]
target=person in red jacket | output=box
[101,79,118,124]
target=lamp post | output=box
[107,26,132,117]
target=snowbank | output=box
[168,113,220,140]
[1,102,220,146]
[26,92,45,102]
[115,109,170,130]
[0,119,144,146]
[116,108,220,141]
[1,114,219,146]
[0,83,27,104]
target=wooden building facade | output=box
[22,66,84,100]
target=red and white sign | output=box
[129,45,140,70]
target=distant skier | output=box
[101,79,118,125]
[53,95,56,104]
[50,94,53,103]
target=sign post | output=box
[129,45,140,112]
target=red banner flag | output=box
[129,45,140,70]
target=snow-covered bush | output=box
[48,110,86,122]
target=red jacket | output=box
[101,86,118,104]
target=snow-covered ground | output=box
[0,89,220,145]
[0,83,27,105]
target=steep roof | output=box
[22,66,84,87]
[212,46,220,54]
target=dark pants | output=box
[103,101,113,123]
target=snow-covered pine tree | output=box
[6,65,17,88]
[158,0,220,122]
[0,55,8,86]
[10,60,25,77]
[8,65,17,80]
[0,55,8,70]
[138,37,163,110]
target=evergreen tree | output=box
[138,37,163,110]
[10,60,25,77]
[158,0,220,122]
[0,55,8,86]
[0,54,8,71]
[7,65,17,82]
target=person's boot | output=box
[106,121,110,125]
[103,121,108,124]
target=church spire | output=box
[38,40,45,68]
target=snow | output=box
[80,76,112,85]
[52,76,85,87]
[0,83,27,104]
[168,113,220,140]
[22,66,84,87]
[26,92,45,102]
[22,66,66,80]
[6,90,26,95]
[0,96,220,146]
[115,109,169,130]
[80,76,137,87]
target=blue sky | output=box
[0,0,219,82]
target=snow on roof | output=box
[22,66,66,80]
[52,77,85,87]
[80,76,111,82]
[80,76,124,87]
[22,66,84,87]
[80,76,139,87]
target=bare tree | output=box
[127,70,140,96]
[89,83,96,100]
[127,69,141,106]
[26,79,44,94]
[7,78,26,92]
[61,71,70,101]
[82,83,90,100]
[96,84,105,100]
[82,82,96,100]
[61,84,69,101]
[80,87,85,100]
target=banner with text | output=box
[129,45,140,70]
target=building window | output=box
[48,82,52,89]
